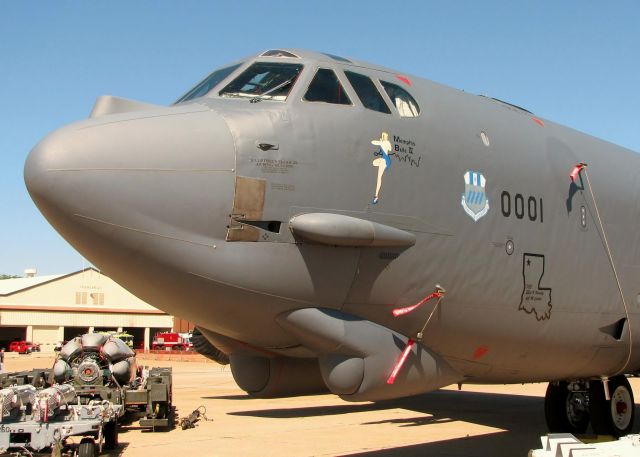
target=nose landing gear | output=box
[544,376,635,437]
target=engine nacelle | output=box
[230,355,327,398]
[277,308,463,402]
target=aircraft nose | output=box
[25,125,80,215]
[25,108,236,253]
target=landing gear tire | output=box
[589,376,635,437]
[544,382,590,434]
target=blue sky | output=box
[1,1,639,275]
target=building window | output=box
[75,291,88,305]
[91,292,105,305]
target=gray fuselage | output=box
[25,49,640,400]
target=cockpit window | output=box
[175,63,242,103]
[303,69,351,105]
[380,81,420,117]
[219,62,303,101]
[344,71,391,114]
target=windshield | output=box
[219,62,303,101]
[175,63,242,103]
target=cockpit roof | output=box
[175,49,420,108]
[253,49,402,75]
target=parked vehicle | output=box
[99,331,134,348]
[152,332,192,351]
[8,341,39,354]
[179,332,193,350]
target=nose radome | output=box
[25,124,80,213]
[25,108,236,249]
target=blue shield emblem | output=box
[461,171,489,221]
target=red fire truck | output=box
[151,332,192,351]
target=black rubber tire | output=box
[544,382,590,434]
[589,376,635,437]
[103,421,119,450]
[78,441,96,457]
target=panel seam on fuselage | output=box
[74,213,218,248]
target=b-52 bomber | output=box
[25,49,640,437]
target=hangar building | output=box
[0,268,175,351]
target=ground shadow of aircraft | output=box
[225,389,640,457]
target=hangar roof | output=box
[0,274,65,295]
[0,269,98,295]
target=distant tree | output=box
[0,274,20,280]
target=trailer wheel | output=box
[104,421,119,450]
[78,439,96,457]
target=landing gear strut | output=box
[544,376,635,437]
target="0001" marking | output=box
[501,191,543,223]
